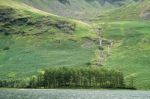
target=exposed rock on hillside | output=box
[58,0,70,4]
[20,0,142,21]
[0,8,14,22]
[140,10,150,20]
[0,7,76,36]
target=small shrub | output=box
[4,32,10,36]
[3,46,10,50]
[86,62,92,66]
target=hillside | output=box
[17,0,142,21]
[0,0,150,90]
[92,0,150,89]
[95,21,150,89]
[95,0,150,21]
[0,0,96,80]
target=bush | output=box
[3,46,10,50]
[124,74,136,89]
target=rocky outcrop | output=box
[58,0,70,4]
[56,21,76,33]
[0,8,14,23]
[0,7,76,36]
[140,10,150,20]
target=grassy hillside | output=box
[95,21,150,89]
[17,0,101,21]
[0,0,96,80]
[17,0,141,21]
[0,0,150,90]
[92,0,150,89]
[95,0,150,21]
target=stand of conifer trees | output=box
[0,67,125,89]
[34,67,124,88]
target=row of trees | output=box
[0,67,136,89]
[32,67,124,88]
[0,79,29,88]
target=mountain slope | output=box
[0,0,150,90]
[95,0,150,21]
[17,0,142,21]
[96,21,150,89]
[90,0,150,90]
[0,0,96,80]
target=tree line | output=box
[0,67,136,89]
[32,67,124,88]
